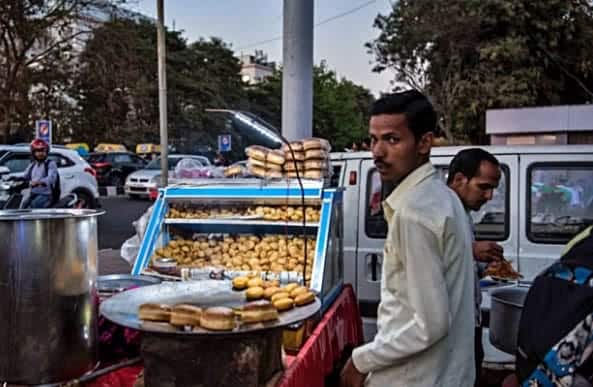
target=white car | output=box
[125,154,211,199]
[0,145,100,208]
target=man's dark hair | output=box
[447,148,500,185]
[370,90,437,140]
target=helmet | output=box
[30,138,49,152]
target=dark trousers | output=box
[475,326,484,387]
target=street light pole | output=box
[157,0,168,186]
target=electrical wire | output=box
[236,0,378,51]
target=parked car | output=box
[330,145,593,341]
[0,145,100,208]
[88,152,147,187]
[125,154,211,199]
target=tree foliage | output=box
[245,63,374,151]
[367,0,593,143]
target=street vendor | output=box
[340,90,475,387]
[447,148,503,385]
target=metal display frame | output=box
[132,179,344,308]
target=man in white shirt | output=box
[447,148,503,385]
[340,90,476,387]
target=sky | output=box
[125,0,396,96]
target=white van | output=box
[331,145,593,338]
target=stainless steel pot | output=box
[489,285,530,355]
[0,209,104,384]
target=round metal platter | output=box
[100,280,321,336]
[98,274,162,293]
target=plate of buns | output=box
[100,280,320,335]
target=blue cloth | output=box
[24,160,58,196]
[28,194,52,209]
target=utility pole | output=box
[157,0,168,186]
[282,0,314,140]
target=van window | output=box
[528,163,593,244]
[329,164,343,188]
[365,165,510,241]
[437,165,509,241]
[365,170,388,238]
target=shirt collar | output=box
[383,162,437,213]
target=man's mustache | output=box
[374,159,391,169]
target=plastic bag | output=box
[120,204,154,265]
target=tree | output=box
[245,63,374,150]
[0,0,123,142]
[367,0,593,143]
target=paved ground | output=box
[97,196,151,275]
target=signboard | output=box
[218,134,232,152]
[35,120,52,145]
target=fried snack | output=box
[241,300,279,323]
[294,291,315,306]
[170,304,203,327]
[246,286,265,300]
[263,286,281,300]
[200,307,236,331]
[138,303,171,322]
[484,260,523,280]
[271,292,291,303]
[232,276,249,290]
[283,283,299,294]
[290,286,309,299]
[273,297,294,311]
[247,278,264,288]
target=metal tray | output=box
[100,280,320,336]
[98,274,161,293]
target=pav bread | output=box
[245,145,268,161]
[267,150,286,166]
[303,138,330,151]
[200,307,236,331]
[138,303,172,322]
[170,304,203,326]
[241,300,279,323]
[294,291,315,306]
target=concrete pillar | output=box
[282,0,314,141]
[157,0,168,186]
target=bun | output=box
[294,291,315,306]
[304,169,324,180]
[284,161,304,172]
[247,158,266,169]
[170,304,202,326]
[138,303,171,322]
[286,171,301,179]
[285,151,305,161]
[304,149,328,160]
[303,138,330,151]
[267,150,286,166]
[282,141,304,152]
[273,297,294,311]
[248,165,266,178]
[245,145,268,162]
[241,300,279,323]
[304,160,327,170]
[246,286,265,300]
[224,165,243,177]
[266,162,284,172]
[247,278,264,288]
[271,292,290,303]
[200,307,236,331]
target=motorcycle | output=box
[0,177,82,210]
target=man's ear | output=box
[418,132,433,156]
[450,172,468,188]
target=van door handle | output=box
[365,253,382,282]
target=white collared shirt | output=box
[352,162,476,387]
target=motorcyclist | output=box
[21,139,58,208]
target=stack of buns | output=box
[245,145,285,179]
[303,138,331,180]
[282,141,305,179]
